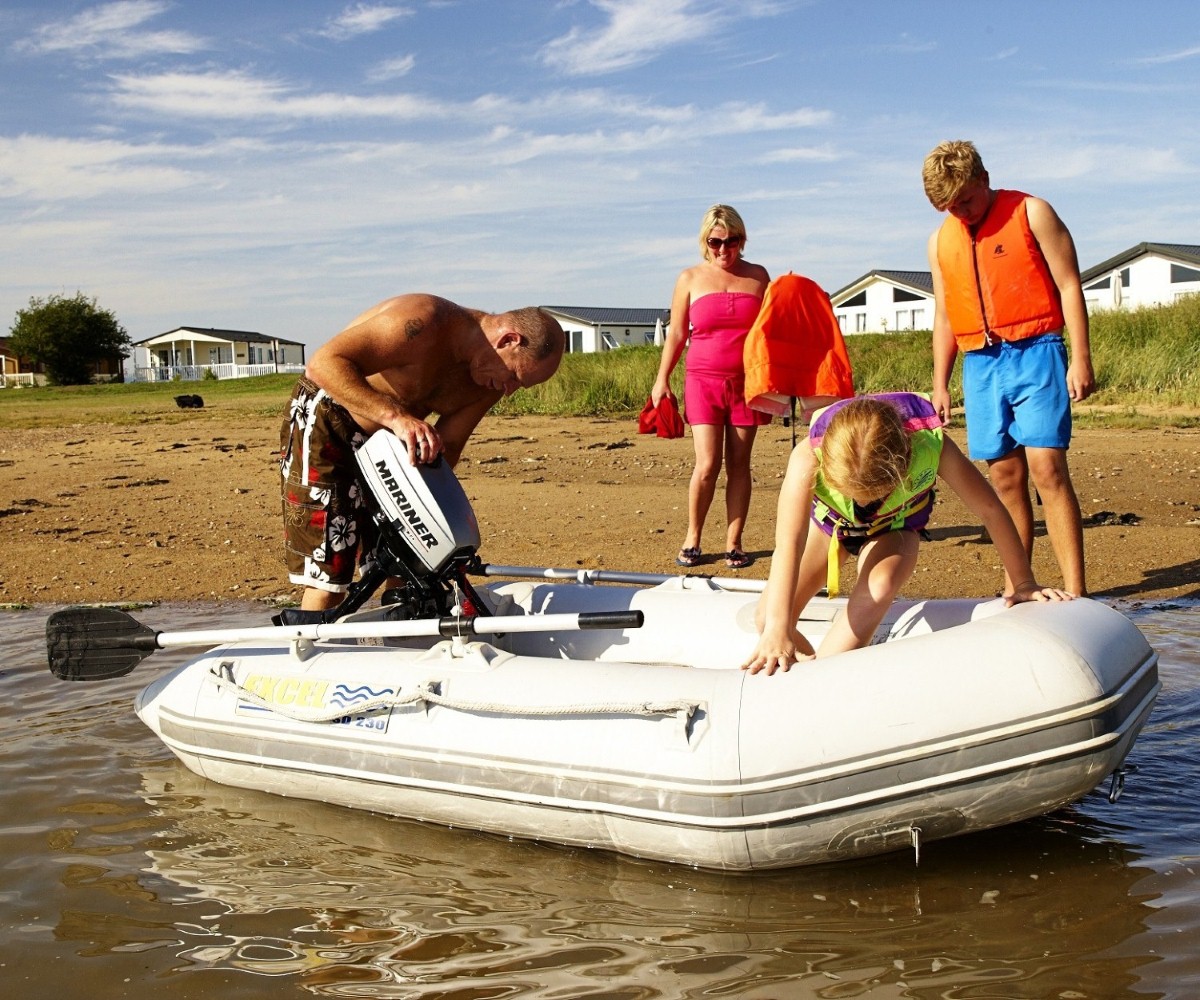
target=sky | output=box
[2,0,1198,352]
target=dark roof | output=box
[135,326,305,346]
[829,269,933,302]
[1080,243,1200,283]
[541,306,669,326]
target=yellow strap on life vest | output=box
[826,532,841,598]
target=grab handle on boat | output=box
[1107,763,1138,804]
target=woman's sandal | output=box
[724,549,752,569]
[676,546,702,567]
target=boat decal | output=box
[231,672,397,735]
[237,673,332,712]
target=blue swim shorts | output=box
[961,333,1072,461]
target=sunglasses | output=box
[706,235,743,250]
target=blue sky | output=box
[2,0,1197,350]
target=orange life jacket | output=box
[936,189,1065,352]
[742,273,854,416]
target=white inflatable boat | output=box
[46,431,1160,870]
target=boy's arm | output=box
[927,230,958,423]
[937,438,1073,602]
[1027,198,1095,402]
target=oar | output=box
[478,563,768,593]
[46,606,644,682]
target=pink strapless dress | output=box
[685,292,762,377]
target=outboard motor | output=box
[274,430,488,625]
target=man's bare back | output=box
[283,293,563,612]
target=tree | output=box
[8,292,131,385]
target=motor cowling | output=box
[355,429,481,579]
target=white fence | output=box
[0,372,36,388]
[132,362,306,382]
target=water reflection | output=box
[126,765,1166,998]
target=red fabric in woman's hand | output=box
[638,395,685,438]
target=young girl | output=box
[742,393,1073,674]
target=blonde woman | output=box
[742,393,1072,673]
[652,205,770,569]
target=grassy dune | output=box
[2,298,1197,430]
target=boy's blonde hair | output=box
[922,140,986,211]
[820,398,911,502]
[698,204,748,261]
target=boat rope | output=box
[212,662,701,725]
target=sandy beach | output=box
[1,411,1197,607]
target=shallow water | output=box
[2,600,1197,999]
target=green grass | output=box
[0,373,298,427]
[3,298,1198,429]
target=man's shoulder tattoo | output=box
[403,317,424,340]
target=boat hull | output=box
[135,584,1158,870]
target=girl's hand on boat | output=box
[741,638,815,675]
[1004,581,1076,605]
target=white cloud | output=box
[320,4,413,41]
[1133,44,1200,65]
[17,0,207,59]
[367,54,417,81]
[759,144,840,164]
[109,69,444,120]
[104,68,831,143]
[867,33,936,55]
[540,0,730,76]
[1011,143,1190,184]
[0,134,204,199]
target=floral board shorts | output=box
[280,377,376,592]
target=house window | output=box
[1170,263,1200,283]
[643,332,655,344]
[837,314,846,332]
[854,313,867,333]
[893,288,924,303]
[842,291,867,308]
[601,332,618,350]
[1085,276,1111,290]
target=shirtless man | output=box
[280,294,564,610]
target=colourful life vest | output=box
[810,392,943,596]
[936,189,1065,352]
[742,273,855,417]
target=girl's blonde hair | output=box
[698,204,748,261]
[820,398,911,502]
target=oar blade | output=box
[46,607,158,681]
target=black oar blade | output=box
[46,607,159,681]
